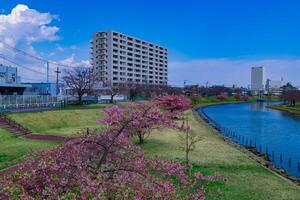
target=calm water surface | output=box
[199,102,300,178]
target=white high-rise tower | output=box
[251,66,265,94]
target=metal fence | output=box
[0,95,63,113]
[199,108,300,179]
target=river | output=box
[198,101,300,178]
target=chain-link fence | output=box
[0,95,63,112]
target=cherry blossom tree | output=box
[1,102,224,199]
[156,95,192,118]
[99,102,175,144]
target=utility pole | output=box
[55,67,61,95]
[183,80,187,95]
[46,61,49,83]
[0,54,4,66]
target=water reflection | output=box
[250,102,265,111]
[200,101,300,178]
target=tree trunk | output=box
[185,131,189,165]
[138,132,144,144]
[78,95,83,105]
[110,95,114,104]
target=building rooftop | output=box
[95,30,168,50]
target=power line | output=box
[1,42,87,69]
[0,55,47,76]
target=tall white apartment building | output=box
[91,30,168,86]
[251,66,265,93]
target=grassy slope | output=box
[8,105,108,136]
[0,104,108,171]
[269,104,300,115]
[141,110,300,200]
[193,96,279,105]
[191,96,257,105]
[6,103,300,199]
[0,128,59,170]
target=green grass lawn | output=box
[140,110,300,200]
[0,127,59,170]
[192,96,279,105]
[269,104,300,115]
[8,105,109,136]
[0,104,110,171]
[4,103,300,199]
[191,96,257,105]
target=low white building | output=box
[266,78,284,94]
[0,64,30,95]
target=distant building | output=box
[0,64,31,95]
[251,66,265,95]
[23,82,57,96]
[266,78,284,94]
[91,30,168,86]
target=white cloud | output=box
[49,52,56,56]
[70,45,78,50]
[0,4,59,48]
[0,4,61,83]
[0,4,91,84]
[59,53,90,68]
[169,58,300,87]
[55,44,80,52]
[55,44,65,52]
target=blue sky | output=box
[1,0,300,86]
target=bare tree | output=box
[102,82,128,103]
[178,118,201,175]
[63,67,98,105]
[280,90,300,106]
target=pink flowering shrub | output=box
[234,93,241,100]
[156,95,192,118]
[0,102,224,199]
[216,95,225,101]
[242,95,249,101]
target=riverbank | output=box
[142,109,300,199]
[268,104,300,115]
[2,102,300,199]
[197,103,300,184]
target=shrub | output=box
[242,95,249,101]
[216,95,225,101]
[190,96,202,105]
[234,94,241,100]
[156,95,192,118]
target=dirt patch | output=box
[25,134,75,142]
